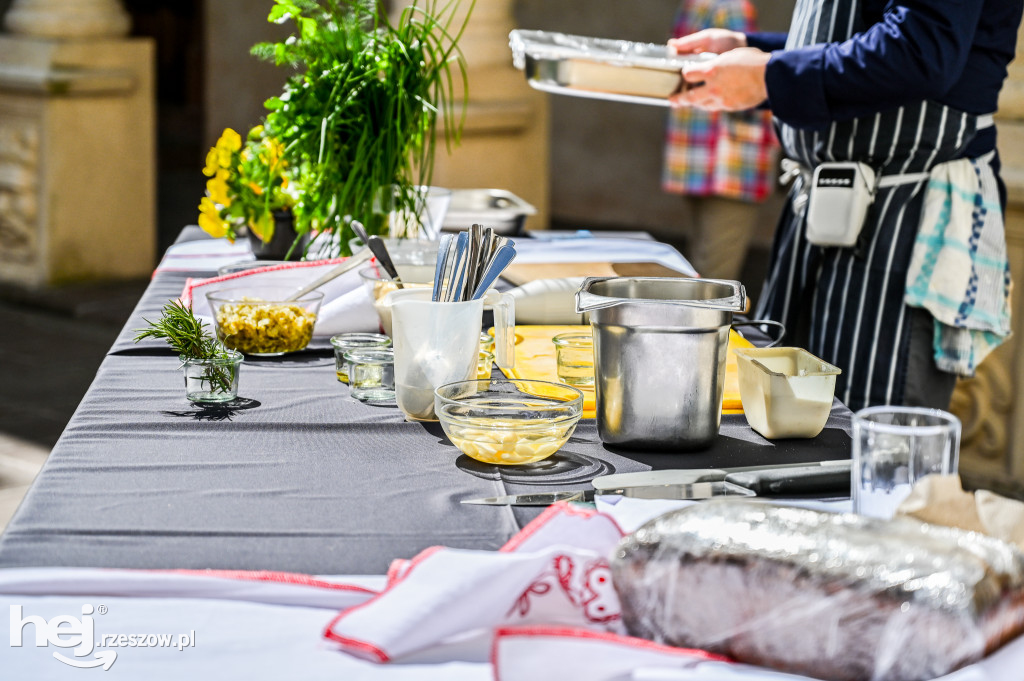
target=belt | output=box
[781,113,996,199]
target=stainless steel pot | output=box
[576,277,746,451]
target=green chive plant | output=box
[252,0,474,256]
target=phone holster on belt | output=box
[805,162,876,247]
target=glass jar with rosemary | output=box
[134,300,243,403]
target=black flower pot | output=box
[246,210,306,260]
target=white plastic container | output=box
[734,347,841,439]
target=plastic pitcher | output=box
[389,288,515,421]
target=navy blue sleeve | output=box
[746,32,787,52]
[766,2,985,130]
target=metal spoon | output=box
[350,220,371,250]
[471,243,517,300]
[367,235,403,289]
[432,233,454,301]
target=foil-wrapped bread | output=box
[610,500,1024,681]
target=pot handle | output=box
[732,319,786,348]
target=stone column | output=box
[951,19,1024,497]
[391,0,550,229]
[0,0,155,286]
[4,0,129,38]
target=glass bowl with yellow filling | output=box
[434,379,584,465]
[206,285,323,356]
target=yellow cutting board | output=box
[497,325,752,418]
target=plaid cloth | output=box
[663,0,779,202]
[905,153,1013,376]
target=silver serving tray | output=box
[509,29,714,107]
[442,189,537,236]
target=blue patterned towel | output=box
[905,153,1012,377]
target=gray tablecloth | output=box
[0,232,852,574]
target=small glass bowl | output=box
[206,285,323,356]
[477,349,495,380]
[331,333,391,383]
[552,331,595,388]
[434,379,584,466]
[344,347,395,403]
[181,350,243,403]
[480,332,495,353]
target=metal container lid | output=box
[576,277,746,328]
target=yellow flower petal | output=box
[218,128,242,152]
[203,147,219,177]
[248,213,274,242]
[207,170,232,206]
[199,212,228,239]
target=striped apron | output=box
[756,0,986,411]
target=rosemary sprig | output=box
[135,301,236,395]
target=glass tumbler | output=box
[181,351,243,404]
[552,332,595,388]
[330,333,391,383]
[344,347,396,403]
[477,349,495,379]
[852,406,961,519]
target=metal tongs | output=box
[431,224,516,302]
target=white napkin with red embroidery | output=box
[180,257,380,337]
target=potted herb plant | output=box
[198,126,300,259]
[251,0,473,256]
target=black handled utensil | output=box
[367,235,403,289]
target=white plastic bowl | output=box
[734,347,841,439]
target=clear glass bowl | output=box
[205,285,324,356]
[434,379,584,465]
[344,347,396,403]
[331,333,391,383]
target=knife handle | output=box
[724,463,851,497]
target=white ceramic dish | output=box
[734,347,841,439]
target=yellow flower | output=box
[248,181,264,197]
[216,129,241,167]
[207,170,232,207]
[203,147,219,177]
[198,197,229,239]
[218,128,242,152]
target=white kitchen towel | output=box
[905,153,1012,376]
[180,254,380,337]
[323,503,629,662]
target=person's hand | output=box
[668,28,746,55]
[669,48,771,111]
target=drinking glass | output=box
[552,332,595,387]
[330,333,391,383]
[344,347,395,403]
[852,406,961,518]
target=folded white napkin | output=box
[323,504,628,662]
[181,258,380,338]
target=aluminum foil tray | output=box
[509,29,713,107]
